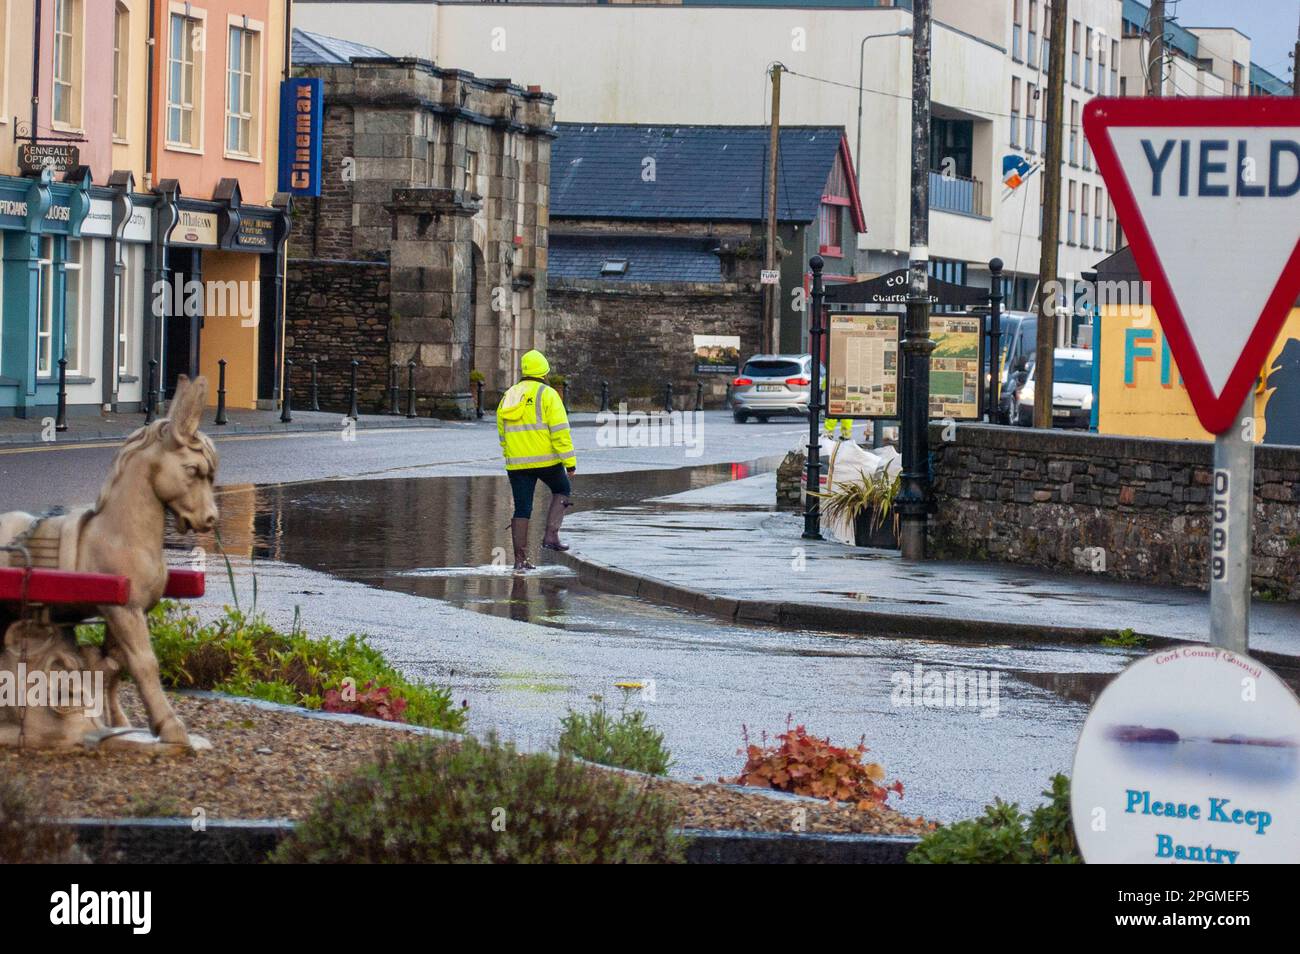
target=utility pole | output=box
[1146,0,1166,96]
[1034,0,1067,429]
[898,0,932,561]
[765,63,784,355]
[1292,8,1299,97]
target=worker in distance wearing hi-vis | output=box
[496,350,577,573]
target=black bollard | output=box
[215,359,228,425]
[599,380,610,413]
[406,361,418,418]
[663,381,673,412]
[145,359,158,423]
[309,359,320,412]
[347,360,360,420]
[55,357,68,432]
[280,359,294,423]
[388,365,400,415]
[559,379,567,405]
[476,379,484,419]
[695,380,704,412]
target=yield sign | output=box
[1084,98,1300,433]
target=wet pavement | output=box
[179,450,1154,823]
[557,473,1300,657]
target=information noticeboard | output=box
[825,312,984,420]
[826,313,900,419]
[928,314,984,421]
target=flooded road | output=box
[181,453,1151,822]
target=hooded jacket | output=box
[496,379,577,471]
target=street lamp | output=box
[856,28,913,189]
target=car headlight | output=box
[1020,383,1034,403]
[1082,391,1093,410]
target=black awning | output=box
[823,268,988,307]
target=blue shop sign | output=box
[278,78,323,197]
[0,178,77,233]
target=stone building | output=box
[546,123,866,406]
[287,30,554,414]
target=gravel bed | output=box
[2,688,934,837]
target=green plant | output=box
[78,602,466,732]
[0,777,81,863]
[908,773,1081,864]
[270,734,687,864]
[728,721,903,809]
[1102,627,1147,648]
[125,793,186,818]
[469,369,486,384]
[557,692,672,775]
[814,469,901,536]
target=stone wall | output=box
[928,424,1300,599]
[285,260,391,414]
[289,58,554,400]
[545,278,763,410]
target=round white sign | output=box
[1072,646,1300,864]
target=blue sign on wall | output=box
[278,78,323,197]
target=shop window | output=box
[225,22,261,157]
[37,239,55,377]
[64,240,83,376]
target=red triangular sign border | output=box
[1083,97,1300,434]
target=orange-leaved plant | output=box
[729,721,904,810]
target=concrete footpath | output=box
[549,472,1300,663]
[0,408,444,446]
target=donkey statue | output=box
[0,375,217,748]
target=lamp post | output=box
[856,28,913,190]
[803,256,826,541]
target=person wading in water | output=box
[496,350,577,572]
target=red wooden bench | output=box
[0,567,205,606]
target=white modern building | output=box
[296,0,1291,345]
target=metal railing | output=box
[929,170,985,216]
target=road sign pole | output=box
[1209,396,1254,653]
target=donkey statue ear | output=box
[168,374,208,444]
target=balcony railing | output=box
[929,170,984,216]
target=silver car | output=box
[731,354,821,423]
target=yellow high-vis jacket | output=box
[497,379,577,471]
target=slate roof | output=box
[549,235,722,283]
[550,123,856,225]
[292,28,390,66]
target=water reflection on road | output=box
[190,456,1155,820]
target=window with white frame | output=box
[167,11,203,148]
[53,0,83,128]
[226,22,261,157]
[63,239,83,375]
[1010,77,1021,148]
[37,239,55,377]
[113,3,130,140]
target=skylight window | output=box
[600,258,628,276]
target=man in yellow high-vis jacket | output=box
[497,350,577,572]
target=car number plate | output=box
[1053,408,1070,417]
[757,385,783,392]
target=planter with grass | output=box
[816,470,901,550]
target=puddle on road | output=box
[202,457,777,631]
[185,452,1211,708]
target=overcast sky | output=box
[1170,0,1298,80]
